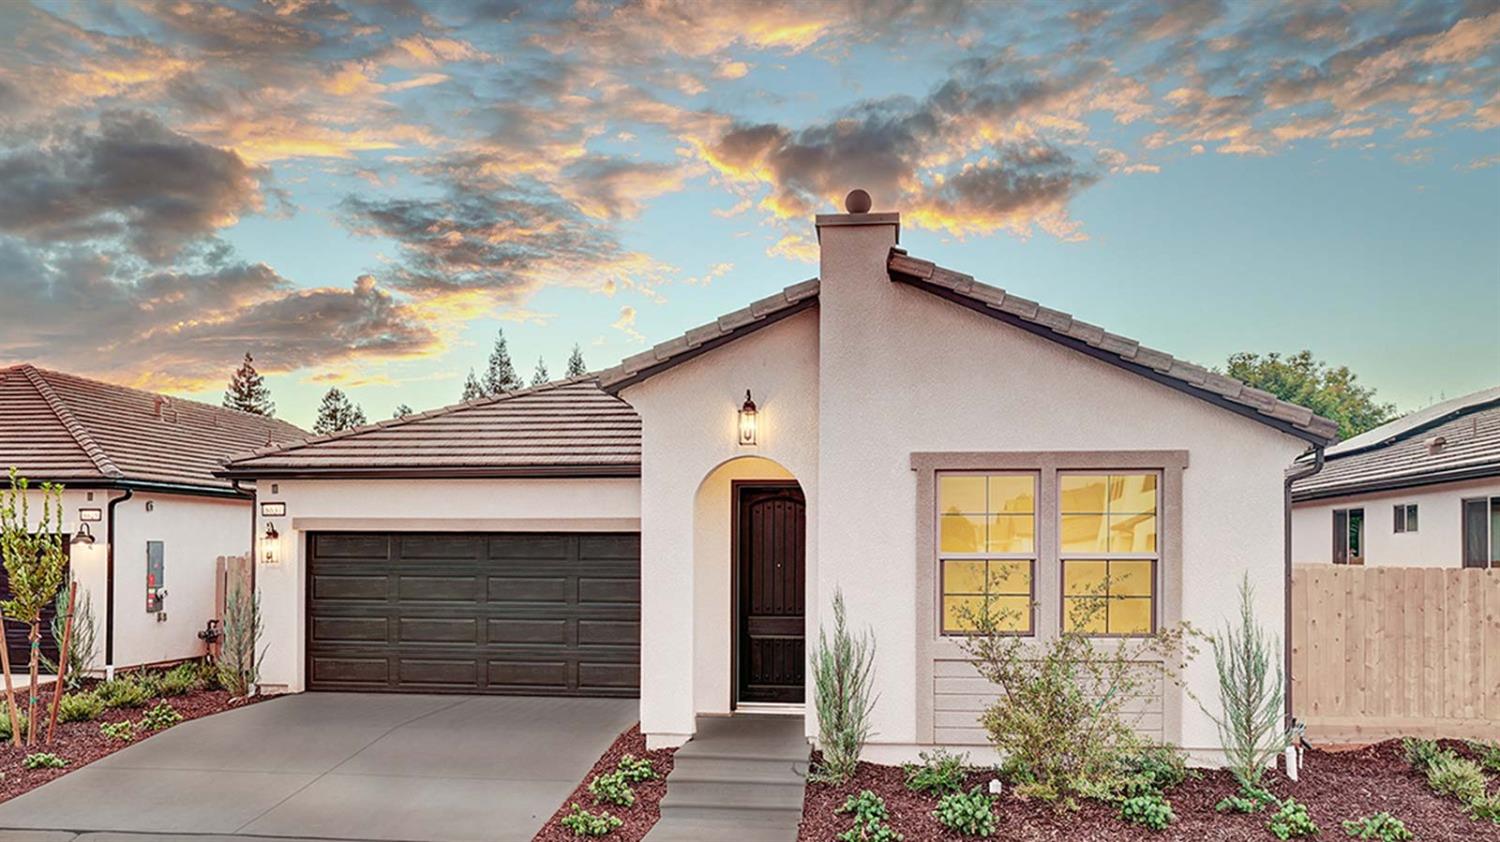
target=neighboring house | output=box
[221,200,1338,764]
[0,365,304,674]
[1292,386,1500,568]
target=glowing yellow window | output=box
[1060,473,1157,554]
[1061,559,1156,636]
[937,472,1036,636]
[941,559,1033,634]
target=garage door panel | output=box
[308,532,639,697]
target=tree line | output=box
[221,328,591,436]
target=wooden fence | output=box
[211,555,253,659]
[1291,564,1500,743]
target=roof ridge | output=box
[228,375,611,463]
[20,365,305,435]
[21,365,125,478]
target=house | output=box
[0,364,305,675]
[1292,386,1500,568]
[220,197,1338,764]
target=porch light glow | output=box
[738,390,758,446]
[261,522,282,565]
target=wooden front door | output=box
[735,482,806,705]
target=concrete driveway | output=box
[0,692,637,842]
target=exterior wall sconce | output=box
[261,522,282,565]
[72,522,95,546]
[738,390,758,447]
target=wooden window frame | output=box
[936,471,1038,636]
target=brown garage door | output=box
[306,532,639,696]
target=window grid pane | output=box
[1061,559,1156,637]
[941,558,1034,634]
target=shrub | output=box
[903,747,968,795]
[1469,793,1500,824]
[1465,739,1500,774]
[95,676,154,709]
[99,720,136,742]
[1120,791,1175,831]
[218,580,264,697]
[587,770,634,807]
[1400,737,1441,773]
[160,662,208,696]
[42,586,98,691]
[0,711,28,741]
[1200,576,1287,790]
[1216,783,1276,814]
[140,702,182,730]
[1116,745,1189,797]
[23,752,66,769]
[836,790,902,842]
[558,803,621,837]
[957,591,1193,807]
[615,753,656,782]
[1341,812,1413,841]
[810,590,878,785]
[1268,799,1319,840]
[933,787,997,837]
[1425,752,1487,804]
[57,692,103,723]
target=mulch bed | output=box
[800,740,1500,840]
[0,682,263,804]
[533,724,677,842]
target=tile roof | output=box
[887,250,1342,446]
[596,278,818,393]
[221,379,640,478]
[1292,389,1500,501]
[0,365,306,493]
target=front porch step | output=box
[646,715,809,842]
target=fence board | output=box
[1293,565,1500,743]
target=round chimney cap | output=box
[844,189,872,214]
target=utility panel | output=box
[146,541,165,612]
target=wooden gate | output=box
[1291,565,1500,742]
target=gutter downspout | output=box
[1283,445,1326,734]
[104,488,134,676]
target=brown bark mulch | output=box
[800,740,1500,841]
[0,683,264,804]
[533,724,677,842]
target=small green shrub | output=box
[1268,798,1320,840]
[837,790,903,842]
[1341,812,1413,841]
[1400,737,1441,773]
[1120,791,1175,831]
[94,676,154,709]
[140,702,182,730]
[903,747,969,795]
[615,753,656,782]
[587,770,634,807]
[57,692,103,723]
[1465,739,1500,774]
[933,786,997,837]
[558,803,621,837]
[160,662,208,696]
[22,752,66,769]
[1217,794,1261,814]
[1426,752,1487,804]
[99,720,136,742]
[1116,745,1190,798]
[0,710,28,740]
[1467,792,1500,824]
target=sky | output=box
[0,0,1496,430]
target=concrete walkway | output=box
[0,692,637,842]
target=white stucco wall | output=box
[815,219,1312,761]
[252,477,642,692]
[1292,476,1500,567]
[621,308,821,747]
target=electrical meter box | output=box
[146,541,165,612]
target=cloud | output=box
[612,305,645,342]
[0,111,266,262]
[558,155,700,220]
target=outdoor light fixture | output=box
[738,390,758,446]
[261,521,282,565]
[72,522,95,546]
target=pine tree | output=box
[461,369,485,402]
[530,356,550,387]
[565,344,587,378]
[222,352,275,417]
[392,404,413,418]
[312,387,367,435]
[482,329,522,394]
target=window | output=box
[1462,497,1500,569]
[1393,503,1418,534]
[1060,473,1159,636]
[1333,507,1364,565]
[938,473,1036,634]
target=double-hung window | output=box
[1462,497,1499,569]
[1060,473,1159,636]
[1393,503,1418,533]
[938,473,1036,634]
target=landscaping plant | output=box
[140,701,183,730]
[933,786,998,837]
[218,579,264,697]
[809,589,878,784]
[1117,745,1190,796]
[615,753,657,782]
[41,586,96,690]
[1268,798,1320,840]
[1341,812,1413,841]
[903,747,969,795]
[56,692,103,723]
[1200,575,1287,790]
[558,803,621,837]
[160,661,209,696]
[835,790,902,842]
[1466,739,1500,774]
[0,469,70,746]
[22,752,66,769]
[1215,783,1277,814]
[94,675,154,709]
[587,770,635,807]
[99,720,136,742]
[0,710,27,741]
[1120,791,1175,831]
[956,589,1194,808]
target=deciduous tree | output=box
[1224,350,1396,440]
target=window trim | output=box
[912,450,1187,746]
